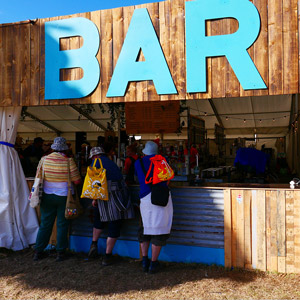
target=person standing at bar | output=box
[134,141,173,274]
[33,137,81,262]
[87,146,134,265]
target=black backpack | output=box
[125,156,137,184]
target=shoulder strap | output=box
[92,157,104,168]
[139,158,153,186]
[139,158,147,176]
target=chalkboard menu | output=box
[125,101,180,134]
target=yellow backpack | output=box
[81,158,109,200]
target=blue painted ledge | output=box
[69,235,224,266]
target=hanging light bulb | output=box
[204,112,207,117]
[243,119,246,123]
[259,119,262,123]
[225,116,228,121]
[273,118,275,122]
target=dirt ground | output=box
[0,248,300,300]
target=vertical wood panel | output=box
[224,189,232,268]
[240,0,254,98]
[244,190,252,268]
[39,18,47,105]
[253,0,269,96]
[112,8,124,104]
[266,190,272,271]
[251,190,258,269]
[124,6,136,102]
[268,0,283,95]
[79,12,91,105]
[47,16,60,106]
[231,190,238,267]
[225,18,240,98]
[283,0,298,94]
[21,24,31,106]
[256,190,266,271]
[270,190,278,271]
[100,9,113,103]
[134,3,149,102]
[12,25,21,107]
[277,190,286,273]
[286,190,295,273]
[90,11,101,104]
[172,0,186,100]
[3,26,13,106]
[30,20,41,106]
[211,20,226,99]
[236,190,245,268]
[294,191,300,273]
[147,3,160,101]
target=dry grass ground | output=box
[0,248,300,300]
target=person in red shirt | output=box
[123,143,139,184]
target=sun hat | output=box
[51,137,69,151]
[142,141,158,156]
[89,147,105,159]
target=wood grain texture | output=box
[0,0,299,107]
[224,189,232,268]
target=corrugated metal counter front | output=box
[69,186,225,265]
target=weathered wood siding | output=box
[224,189,300,273]
[0,0,299,107]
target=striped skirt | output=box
[97,180,134,222]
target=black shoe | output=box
[33,251,48,261]
[148,261,161,274]
[88,243,98,259]
[142,257,150,272]
[102,254,115,266]
[56,252,66,262]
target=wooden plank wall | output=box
[224,189,300,273]
[0,0,299,107]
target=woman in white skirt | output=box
[134,141,173,274]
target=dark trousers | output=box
[35,193,69,252]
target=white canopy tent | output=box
[0,107,39,250]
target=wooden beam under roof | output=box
[208,99,224,128]
[23,110,62,135]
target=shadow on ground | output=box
[0,247,261,298]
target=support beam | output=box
[70,104,107,131]
[23,110,62,135]
[208,99,224,128]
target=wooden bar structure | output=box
[224,188,300,273]
[0,0,300,107]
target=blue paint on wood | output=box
[69,235,224,265]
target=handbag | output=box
[140,158,170,207]
[28,157,45,208]
[65,159,83,220]
[81,158,109,200]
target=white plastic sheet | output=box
[0,107,39,250]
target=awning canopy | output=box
[17,95,293,139]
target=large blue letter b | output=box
[45,18,100,100]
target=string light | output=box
[189,107,297,124]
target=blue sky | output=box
[0,0,164,24]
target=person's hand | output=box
[92,199,97,207]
